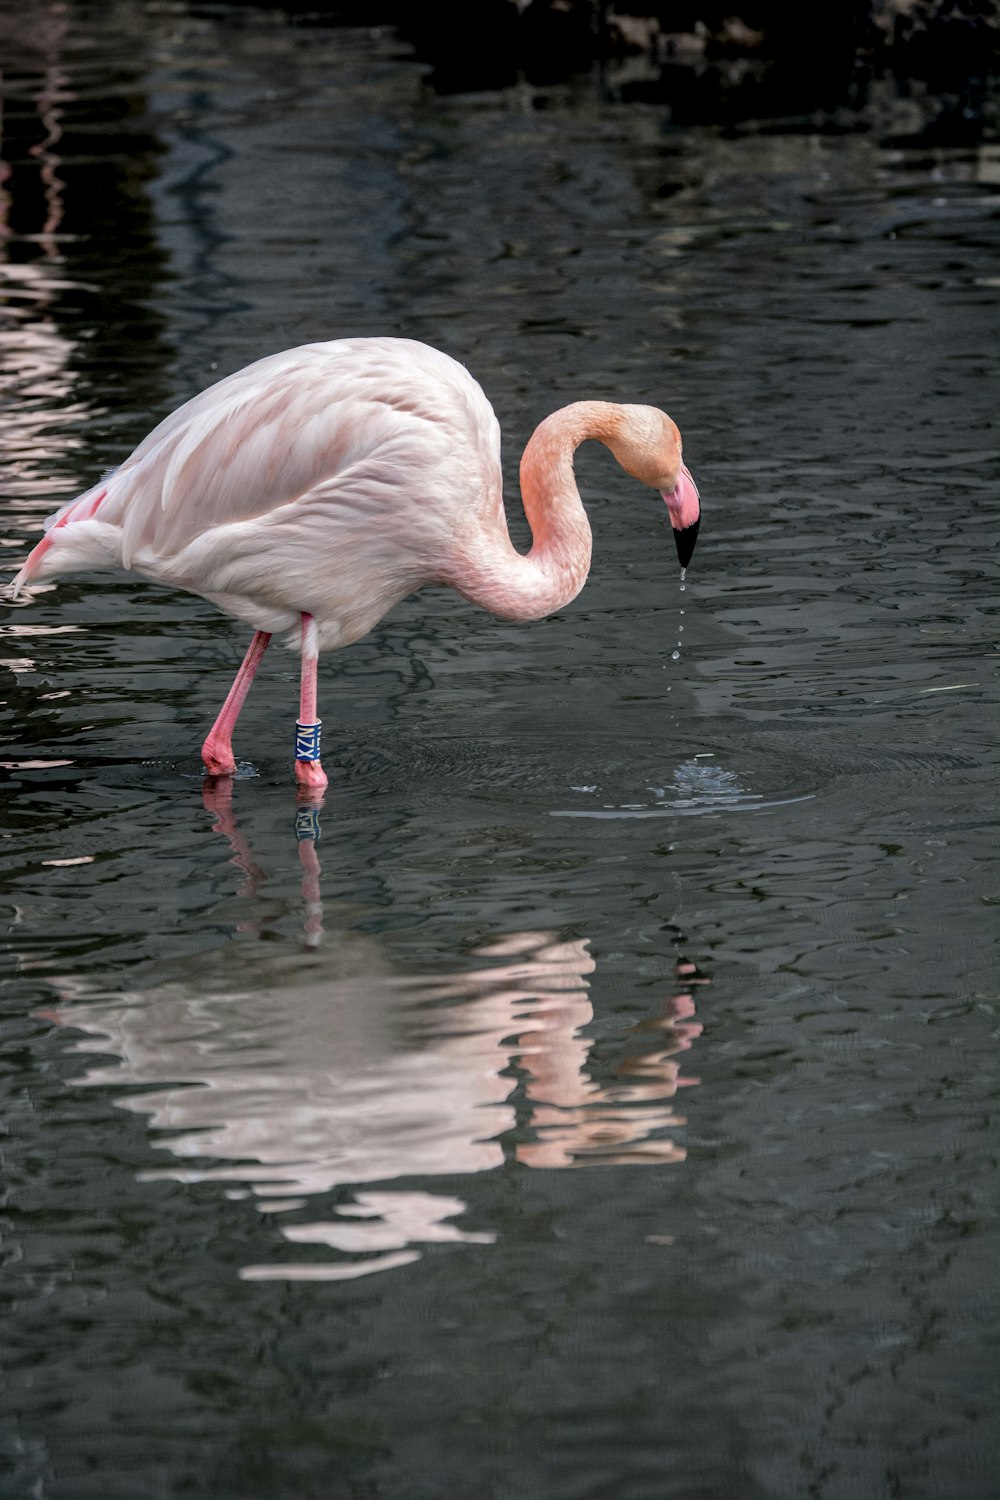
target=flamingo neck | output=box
[452,401,623,623]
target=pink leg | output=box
[202,776,266,903]
[295,612,328,790]
[201,629,272,776]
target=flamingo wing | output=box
[82,338,502,567]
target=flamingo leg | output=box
[295,612,328,791]
[201,629,272,776]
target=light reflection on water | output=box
[0,10,93,525]
[0,290,94,521]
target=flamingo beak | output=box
[662,464,701,569]
[673,513,700,568]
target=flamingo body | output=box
[11,337,700,787]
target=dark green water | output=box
[1,5,997,1498]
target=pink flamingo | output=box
[10,337,700,790]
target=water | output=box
[1,6,997,1498]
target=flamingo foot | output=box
[295,757,328,791]
[202,734,237,777]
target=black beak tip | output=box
[673,515,700,569]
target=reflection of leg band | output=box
[295,807,321,843]
[295,720,322,761]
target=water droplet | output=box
[671,649,680,661]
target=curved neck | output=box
[451,401,623,622]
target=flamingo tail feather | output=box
[9,486,113,598]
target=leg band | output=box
[295,720,322,761]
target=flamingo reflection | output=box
[41,793,704,1279]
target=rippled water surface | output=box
[1,5,997,1498]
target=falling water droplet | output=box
[670,571,687,666]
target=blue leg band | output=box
[295,720,322,761]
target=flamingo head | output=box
[609,405,701,569]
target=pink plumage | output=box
[11,337,700,789]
